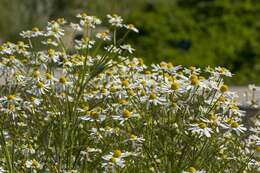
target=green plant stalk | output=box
[1,130,13,173]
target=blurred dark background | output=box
[1,0,260,85]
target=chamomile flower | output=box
[23,144,36,155]
[78,15,101,28]
[144,92,167,106]
[25,159,42,169]
[0,167,5,173]
[75,37,95,50]
[41,48,61,63]
[120,44,135,54]
[20,27,43,38]
[79,108,106,122]
[225,120,247,135]
[112,109,139,124]
[124,24,139,33]
[189,122,213,138]
[70,22,83,31]
[182,167,206,173]
[46,21,64,38]
[32,80,49,95]
[102,149,131,168]
[107,14,123,27]
[96,30,111,41]
[104,45,122,54]
[41,38,58,47]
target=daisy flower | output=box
[112,109,139,124]
[189,122,213,138]
[120,44,135,54]
[107,14,123,27]
[96,30,111,41]
[102,149,131,168]
[79,109,106,122]
[124,24,139,33]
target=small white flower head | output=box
[189,122,213,138]
[96,30,111,41]
[112,109,139,124]
[32,80,49,95]
[41,38,58,47]
[0,167,5,173]
[102,149,131,169]
[25,159,42,169]
[107,14,124,27]
[0,94,21,105]
[20,27,43,38]
[104,45,122,54]
[182,167,206,173]
[75,37,95,50]
[77,13,102,28]
[79,107,106,122]
[226,120,247,135]
[23,144,36,155]
[120,44,135,54]
[46,21,64,39]
[124,24,139,33]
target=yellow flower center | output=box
[190,75,199,86]
[59,76,67,84]
[226,118,233,125]
[256,146,260,152]
[8,104,15,111]
[46,73,53,80]
[122,79,129,87]
[33,70,40,78]
[32,159,39,168]
[141,80,146,86]
[28,144,33,150]
[57,18,65,24]
[110,157,116,163]
[140,90,146,96]
[113,150,122,158]
[144,70,151,74]
[119,99,128,104]
[218,96,226,102]
[106,71,113,76]
[171,82,180,90]
[83,106,89,112]
[32,27,39,32]
[220,85,229,93]
[130,134,137,139]
[21,59,28,64]
[7,95,16,100]
[36,81,44,88]
[189,167,197,173]
[52,24,60,33]
[48,48,55,57]
[80,12,87,17]
[231,122,239,128]
[138,58,144,66]
[111,86,117,92]
[127,89,135,97]
[167,62,173,68]
[101,88,107,93]
[199,122,207,129]
[122,109,132,118]
[90,111,99,118]
[149,93,157,100]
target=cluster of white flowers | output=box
[0,13,259,172]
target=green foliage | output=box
[122,0,260,85]
[0,0,53,41]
